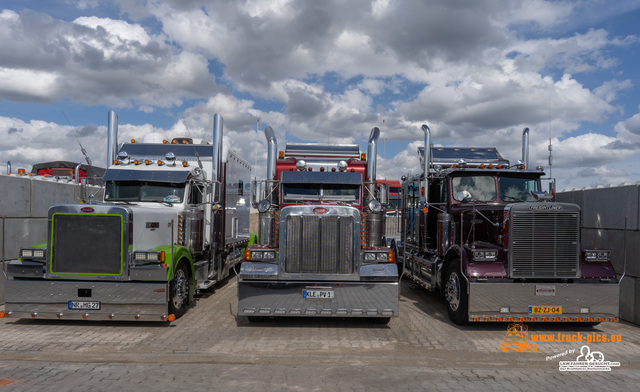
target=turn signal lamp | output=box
[278,151,284,159]
[361,153,366,161]
[167,314,176,322]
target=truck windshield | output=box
[452,176,496,202]
[105,181,186,203]
[282,184,360,204]
[499,176,539,202]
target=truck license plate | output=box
[303,290,334,299]
[68,301,101,310]
[529,306,562,314]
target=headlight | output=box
[262,251,276,260]
[19,248,46,260]
[472,249,498,262]
[132,251,165,264]
[363,251,393,263]
[364,253,377,261]
[257,199,271,213]
[249,249,276,262]
[584,250,610,262]
[368,200,382,213]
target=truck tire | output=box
[169,262,191,319]
[444,259,468,325]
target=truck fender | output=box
[439,245,471,289]
[152,245,194,283]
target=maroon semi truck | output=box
[398,125,620,324]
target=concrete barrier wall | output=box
[0,174,103,304]
[557,185,640,325]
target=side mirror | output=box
[378,182,389,206]
[251,180,265,207]
[531,191,554,201]
[212,182,221,204]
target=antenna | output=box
[62,111,93,166]
[255,118,260,180]
[548,100,553,179]
[180,113,203,171]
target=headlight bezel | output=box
[19,248,47,261]
[471,249,499,262]
[583,249,610,263]
[131,250,166,265]
[249,249,277,262]
[363,250,393,263]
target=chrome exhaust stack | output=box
[421,124,431,206]
[265,126,277,181]
[522,127,530,169]
[107,111,118,167]
[212,114,223,183]
[259,126,278,246]
[367,127,380,182]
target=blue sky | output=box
[1,0,639,189]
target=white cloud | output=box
[1,0,639,191]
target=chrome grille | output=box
[284,214,355,274]
[509,207,580,278]
[51,214,123,275]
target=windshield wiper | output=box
[503,195,524,202]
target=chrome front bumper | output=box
[238,280,399,318]
[468,281,620,322]
[3,279,171,321]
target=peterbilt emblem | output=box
[529,204,563,211]
[80,207,94,213]
[313,207,328,214]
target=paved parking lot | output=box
[1,277,638,391]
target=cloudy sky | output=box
[1,0,639,190]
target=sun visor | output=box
[103,169,191,183]
[281,171,362,184]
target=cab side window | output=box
[188,184,205,205]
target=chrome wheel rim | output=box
[172,269,188,309]
[445,271,460,311]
